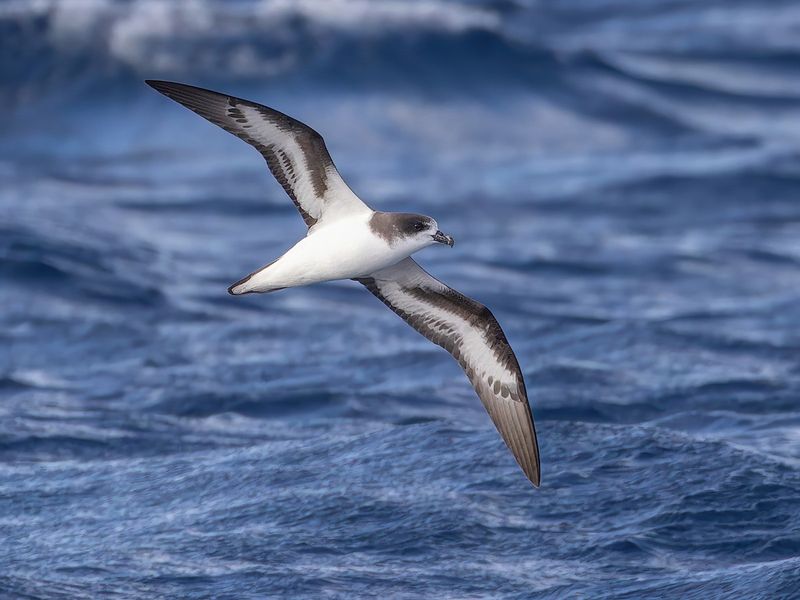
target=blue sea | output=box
[2,1,800,597]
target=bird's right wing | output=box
[356,258,540,486]
[146,80,370,228]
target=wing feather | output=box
[146,80,369,228]
[357,258,541,486]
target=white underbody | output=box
[231,211,431,294]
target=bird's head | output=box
[391,213,455,251]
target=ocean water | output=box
[2,0,800,597]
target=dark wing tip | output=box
[145,80,196,102]
[515,432,541,488]
[145,79,189,91]
[144,79,230,104]
[145,79,176,94]
[527,458,542,488]
[482,379,541,488]
[526,420,542,487]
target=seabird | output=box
[146,80,541,487]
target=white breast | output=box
[244,213,410,291]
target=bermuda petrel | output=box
[147,80,541,486]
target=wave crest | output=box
[3,0,501,79]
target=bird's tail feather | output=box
[227,260,284,295]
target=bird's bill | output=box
[432,230,455,247]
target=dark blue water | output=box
[2,1,800,597]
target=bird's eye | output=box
[414,222,425,231]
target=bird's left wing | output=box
[356,258,541,486]
[146,80,370,228]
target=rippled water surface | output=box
[2,0,800,597]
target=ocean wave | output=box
[2,421,797,597]
[0,225,164,307]
[1,0,507,87]
[5,0,800,123]
[3,2,800,596]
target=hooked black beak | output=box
[432,230,455,247]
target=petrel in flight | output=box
[147,81,541,486]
